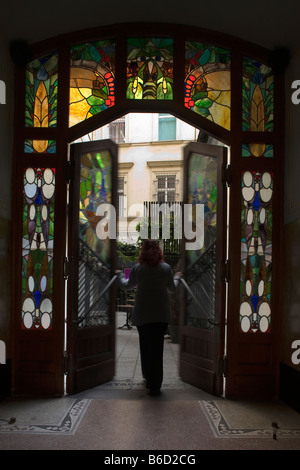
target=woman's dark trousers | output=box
[137,322,167,392]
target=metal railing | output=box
[75,240,112,327]
[75,238,218,328]
[184,241,217,328]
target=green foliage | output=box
[117,240,142,263]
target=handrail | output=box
[73,274,118,325]
[74,263,218,327]
[186,239,216,274]
[179,277,220,327]
[80,238,111,271]
[78,265,109,307]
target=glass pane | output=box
[69,40,116,127]
[240,171,273,333]
[22,168,55,330]
[242,143,274,158]
[242,57,274,132]
[186,152,217,329]
[184,42,231,130]
[109,117,125,143]
[167,175,176,188]
[77,150,113,327]
[24,139,56,154]
[126,37,173,100]
[25,53,58,128]
[158,114,176,140]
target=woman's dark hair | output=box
[138,239,164,267]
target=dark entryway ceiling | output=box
[0,0,299,51]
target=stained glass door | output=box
[180,142,228,396]
[66,140,118,394]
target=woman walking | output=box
[116,239,181,396]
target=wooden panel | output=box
[237,342,272,366]
[15,373,57,395]
[20,339,53,363]
[74,360,114,393]
[15,337,60,395]
[180,361,215,392]
[233,375,276,400]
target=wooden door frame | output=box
[11,22,285,398]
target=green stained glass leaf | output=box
[211,184,217,204]
[196,98,213,108]
[89,45,101,63]
[196,107,210,117]
[87,94,106,105]
[199,48,211,65]
[80,181,87,200]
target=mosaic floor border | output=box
[200,400,300,439]
[0,399,90,435]
[97,379,186,390]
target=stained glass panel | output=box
[184,42,231,130]
[25,53,58,128]
[242,57,274,132]
[127,38,173,100]
[240,171,273,333]
[24,139,56,154]
[79,150,113,266]
[186,152,217,329]
[69,40,115,127]
[22,168,55,330]
[242,143,274,158]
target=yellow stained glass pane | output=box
[25,52,58,128]
[69,40,115,127]
[185,42,231,130]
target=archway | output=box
[12,23,284,399]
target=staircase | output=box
[77,239,111,327]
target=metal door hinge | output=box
[66,160,74,183]
[218,356,228,377]
[64,257,73,280]
[221,259,230,283]
[63,352,72,375]
[223,164,232,187]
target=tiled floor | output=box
[0,311,299,450]
[112,312,187,391]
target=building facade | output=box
[77,113,198,242]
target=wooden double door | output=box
[65,139,228,396]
